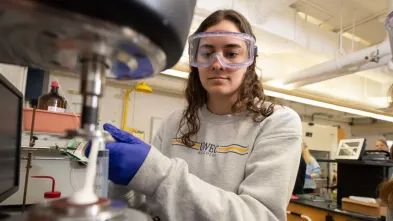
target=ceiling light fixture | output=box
[342,32,371,46]
[296,12,335,31]
[263,88,393,122]
[297,12,323,26]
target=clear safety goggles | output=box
[188,32,257,68]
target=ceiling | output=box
[292,0,388,44]
[166,0,393,118]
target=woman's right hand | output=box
[305,173,317,179]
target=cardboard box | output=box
[342,198,387,217]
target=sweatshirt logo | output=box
[172,138,249,156]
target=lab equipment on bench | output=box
[94,145,109,198]
[361,150,390,161]
[85,123,151,186]
[334,138,366,160]
[37,81,67,113]
[31,176,62,205]
[0,0,196,220]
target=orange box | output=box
[23,108,81,134]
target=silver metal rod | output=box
[80,54,108,133]
[22,152,32,212]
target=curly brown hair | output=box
[380,179,393,208]
[179,9,274,147]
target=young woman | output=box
[301,141,321,194]
[99,9,302,221]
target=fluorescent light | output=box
[297,12,370,46]
[367,96,390,107]
[264,90,393,122]
[342,32,371,46]
[161,69,189,79]
[297,12,323,26]
[160,69,393,122]
[265,79,295,90]
[297,12,335,31]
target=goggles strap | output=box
[255,46,258,58]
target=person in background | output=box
[86,9,302,221]
[302,141,321,194]
[332,169,338,186]
[376,139,389,152]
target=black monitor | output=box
[0,73,22,203]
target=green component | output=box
[67,139,76,149]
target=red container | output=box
[23,108,81,134]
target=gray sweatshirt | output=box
[109,105,302,221]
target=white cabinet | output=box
[0,63,28,94]
[302,122,338,155]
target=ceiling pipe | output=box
[267,0,393,89]
[334,10,388,33]
[289,54,392,88]
[269,39,391,88]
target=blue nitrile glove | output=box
[85,124,151,186]
[305,174,311,179]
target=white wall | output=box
[0,63,27,93]
[129,91,186,142]
[302,122,338,156]
[49,73,186,140]
[284,100,352,136]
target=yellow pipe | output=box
[122,89,133,131]
[121,82,152,132]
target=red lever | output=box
[31,176,61,199]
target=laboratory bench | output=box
[287,198,385,221]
